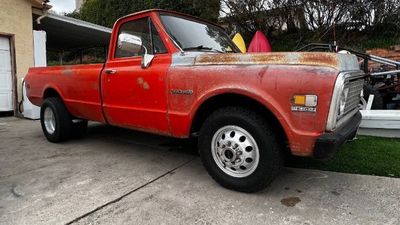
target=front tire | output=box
[40,97,73,143]
[198,107,282,193]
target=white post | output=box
[23,30,46,119]
[366,94,375,110]
[33,31,47,67]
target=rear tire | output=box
[198,107,282,193]
[40,97,73,143]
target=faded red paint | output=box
[167,65,338,155]
[27,64,106,123]
[24,10,358,157]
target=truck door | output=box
[101,16,171,135]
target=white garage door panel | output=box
[0,93,12,110]
[0,37,13,111]
[0,38,10,51]
[0,51,12,70]
[0,69,11,89]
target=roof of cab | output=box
[114,9,220,27]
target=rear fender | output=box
[41,84,65,104]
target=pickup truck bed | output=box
[28,64,105,122]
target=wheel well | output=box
[191,94,288,149]
[43,88,61,100]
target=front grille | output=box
[326,71,365,131]
[343,78,364,115]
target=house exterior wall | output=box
[0,0,35,104]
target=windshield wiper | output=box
[183,45,224,53]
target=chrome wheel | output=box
[211,125,260,178]
[43,107,56,134]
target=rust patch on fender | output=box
[194,52,348,70]
[196,53,285,65]
[298,53,339,68]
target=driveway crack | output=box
[65,158,195,225]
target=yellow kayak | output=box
[232,33,247,53]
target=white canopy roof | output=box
[32,8,112,50]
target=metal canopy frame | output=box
[297,43,400,76]
[32,9,112,51]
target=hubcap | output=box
[44,107,56,134]
[211,125,260,178]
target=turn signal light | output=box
[292,95,318,107]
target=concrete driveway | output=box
[0,117,399,225]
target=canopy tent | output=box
[32,9,112,51]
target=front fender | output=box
[189,87,292,137]
[167,64,339,156]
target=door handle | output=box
[105,69,117,75]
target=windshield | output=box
[160,14,239,53]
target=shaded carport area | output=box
[32,9,112,65]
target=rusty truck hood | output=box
[172,52,360,71]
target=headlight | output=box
[326,73,346,131]
[338,87,349,117]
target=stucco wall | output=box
[0,0,34,103]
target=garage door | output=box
[0,37,13,112]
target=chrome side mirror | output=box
[117,33,154,69]
[118,33,142,53]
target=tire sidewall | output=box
[41,100,60,142]
[199,109,281,191]
[40,98,72,142]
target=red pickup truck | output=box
[25,9,364,192]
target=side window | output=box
[115,18,150,58]
[115,17,167,58]
[151,23,167,54]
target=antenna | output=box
[332,0,337,45]
[333,22,336,46]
